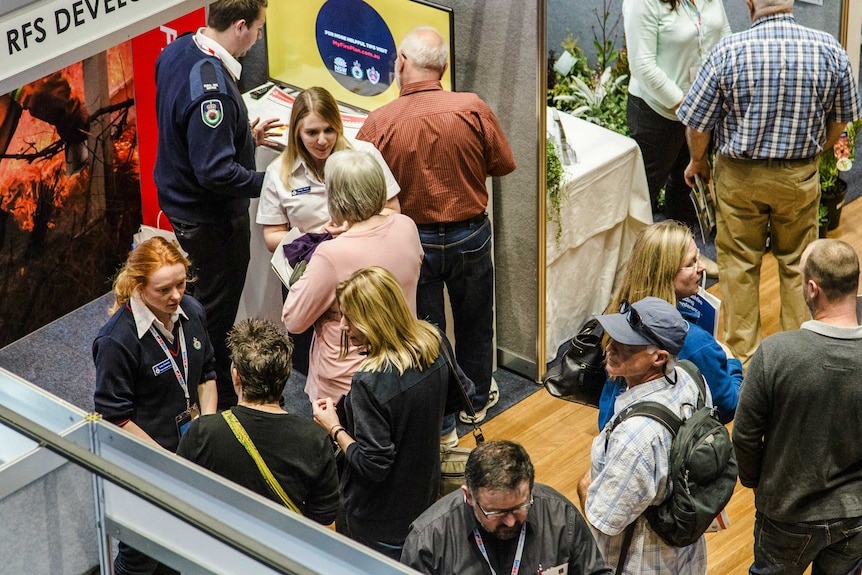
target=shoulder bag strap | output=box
[222,410,302,514]
[439,342,485,445]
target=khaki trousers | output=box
[713,154,819,368]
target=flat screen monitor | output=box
[265,0,454,113]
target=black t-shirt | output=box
[177,405,339,524]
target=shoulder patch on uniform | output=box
[189,59,227,99]
[200,100,224,128]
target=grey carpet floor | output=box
[0,292,538,437]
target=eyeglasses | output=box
[678,249,702,272]
[474,494,534,519]
[619,299,663,346]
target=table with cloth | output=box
[545,109,652,363]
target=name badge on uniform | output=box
[543,564,568,575]
[152,358,172,376]
[291,186,311,196]
[689,66,700,84]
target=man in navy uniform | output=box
[154,0,280,410]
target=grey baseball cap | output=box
[597,296,688,355]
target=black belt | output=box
[721,154,817,168]
[416,212,487,232]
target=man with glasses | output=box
[578,297,709,574]
[401,440,611,575]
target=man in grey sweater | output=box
[733,238,862,575]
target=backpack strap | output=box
[676,359,707,409]
[615,521,637,575]
[603,362,704,450]
[605,401,681,450]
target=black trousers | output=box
[170,213,250,411]
[627,94,697,225]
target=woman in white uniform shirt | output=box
[623,0,730,226]
[257,86,400,250]
[257,86,400,375]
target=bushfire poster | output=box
[0,42,140,348]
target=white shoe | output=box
[440,428,459,450]
[459,378,500,424]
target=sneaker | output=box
[459,378,500,424]
[440,428,459,450]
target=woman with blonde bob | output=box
[93,236,217,574]
[597,220,742,429]
[283,149,423,403]
[312,266,464,559]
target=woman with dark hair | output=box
[93,236,217,574]
[177,318,338,525]
[282,149,422,403]
[311,266,463,560]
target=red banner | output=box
[131,9,205,228]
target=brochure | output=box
[678,282,721,338]
[689,174,716,241]
[270,227,303,288]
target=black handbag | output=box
[542,318,606,407]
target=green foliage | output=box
[820,150,839,195]
[548,21,630,136]
[818,203,829,232]
[546,139,565,245]
[820,119,862,195]
[591,0,622,72]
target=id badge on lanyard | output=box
[149,323,199,438]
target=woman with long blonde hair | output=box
[597,220,742,429]
[257,86,400,250]
[312,266,464,560]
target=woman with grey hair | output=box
[282,149,423,403]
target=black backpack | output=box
[605,360,737,548]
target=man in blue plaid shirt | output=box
[677,0,861,368]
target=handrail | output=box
[0,404,313,575]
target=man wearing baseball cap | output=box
[577,296,711,575]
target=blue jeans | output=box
[417,215,493,432]
[751,511,862,575]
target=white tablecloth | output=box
[545,109,652,362]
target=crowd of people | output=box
[88,0,862,573]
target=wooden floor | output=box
[460,198,862,574]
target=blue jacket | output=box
[154,33,263,224]
[597,305,742,429]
